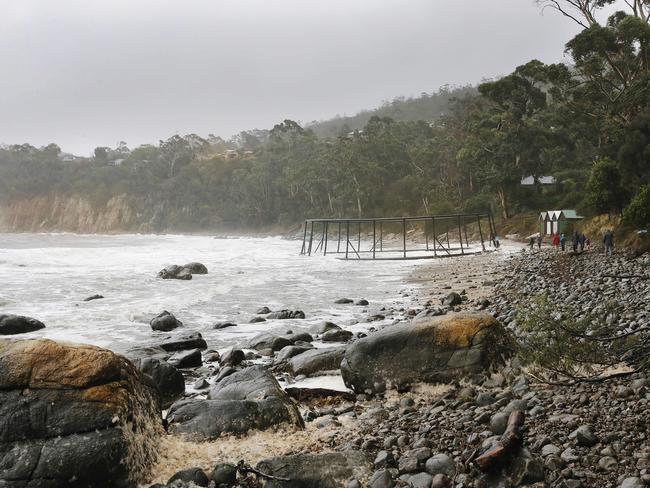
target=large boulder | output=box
[288,347,346,376]
[158,262,208,280]
[0,314,45,335]
[0,339,162,487]
[158,265,192,280]
[150,311,183,332]
[256,451,370,488]
[183,262,208,274]
[341,312,512,394]
[131,356,185,408]
[167,366,302,440]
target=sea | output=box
[0,233,424,355]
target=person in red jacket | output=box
[552,233,560,249]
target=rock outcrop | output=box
[0,314,45,335]
[341,312,513,393]
[158,263,208,280]
[0,339,162,487]
[167,366,302,440]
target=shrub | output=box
[584,158,625,213]
[622,184,650,227]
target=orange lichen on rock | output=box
[431,313,499,348]
[0,339,124,389]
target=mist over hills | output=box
[306,85,477,139]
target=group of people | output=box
[529,229,615,255]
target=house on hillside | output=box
[521,175,557,186]
[538,209,584,236]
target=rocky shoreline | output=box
[1,244,649,488]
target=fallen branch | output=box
[475,410,525,472]
[237,461,290,481]
[526,367,640,387]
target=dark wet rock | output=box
[256,306,271,314]
[313,321,343,334]
[168,366,302,440]
[286,331,313,343]
[168,467,209,487]
[83,294,104,302]
[0,339,162,487]
[211,463,237,484]
[213,321,237,330]
[0,314,46,335]
[267,309,306,320]
[158,332,207,352]
[289,347,346,376]
[248,333,292,351]
[356,299,369,306]
[208,365,285,401]
[335,298,354,304]
[255,451,370,488]
[275,344,314,362]
[220,348,245,367]
[248,332,312,352]
[183,262,208,275]
[441,292,462,306]
[168,348,202,368]
[150,310,183,332]
[321,328,354,342]
[132,356,185,408]
[250,316,267,323]
[573,425,599,447]
[341,312,512,393]
[158,264,193,280]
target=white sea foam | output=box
[0,233,425,353]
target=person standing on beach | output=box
[529,236,535,250]
[560,233,567,251]
[579,233,586,251]
[572,230,580,252]
[537,234,543,249]
[552,233,560,249]
[603,230,614,256]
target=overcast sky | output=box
[0,0,584,155]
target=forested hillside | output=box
[306,85,477,139]
[1,1,649,232]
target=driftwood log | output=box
[475,410,525,472]
[237,461,290,481]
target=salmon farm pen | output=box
[300,213,497,260]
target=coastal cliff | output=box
[0,194,139,233]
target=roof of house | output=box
[521,175,557,185]
[538,209,584,221]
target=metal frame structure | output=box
[300,212,497,260]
